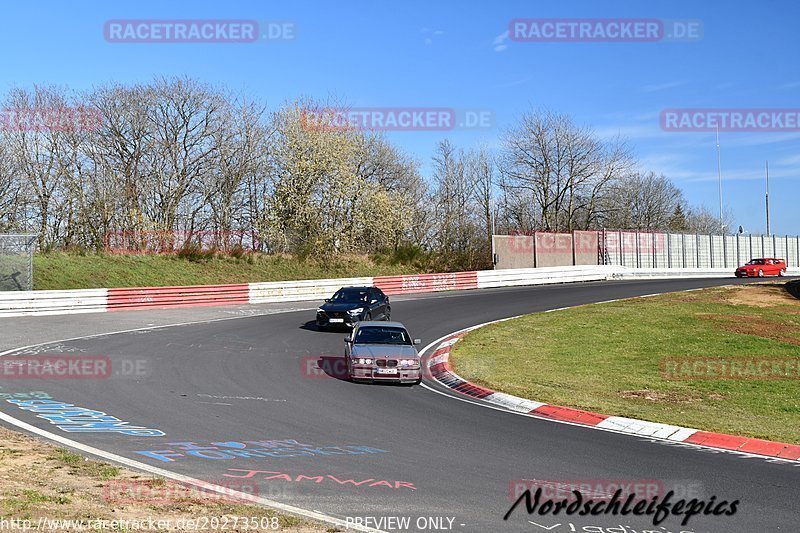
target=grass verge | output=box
[32,252,421,290]
[450,282,800,443]
[0,426,334,531]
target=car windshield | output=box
[330,289,369,303]
[354,326,411,345]
[746,259,765,265]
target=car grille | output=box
[326,311,347,319]
[375,359,398,368]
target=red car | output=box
[735,258,787,277]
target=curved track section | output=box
[1,278,798,533]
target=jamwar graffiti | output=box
[223,469,416,490]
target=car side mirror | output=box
[414,339,421,345]
[324,298,331,303]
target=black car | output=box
[316,286,391,329]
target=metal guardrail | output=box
[374,272,478,295]
[249,277,373,304]
[106,284,250,311]
[1,266,797,318]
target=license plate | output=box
[329,318,344,323]
[376,368,398,375]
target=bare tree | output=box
[3,85,78,249]
[0,142,23,232]
[685,205,733,234]
[602,171,684,230]
[499,110,633,232]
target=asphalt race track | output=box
[1,278,798,533]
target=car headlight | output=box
[356,358,372,365]
[401,359,417,367]
[348,308,364,315]
[316,308,324,313]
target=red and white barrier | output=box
[1,266,796,317]
[0,289,108,318]
[374,271,478,295]
[249,277,372,304]
[107,284,250,311]
[476,265,614,289]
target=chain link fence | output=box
[0,235,37,291]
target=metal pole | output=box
[572,230,576,266]
[601,228,606,265]
[667,232,671,268]
[636,231,641,268]
[716,125,724,233]
[710,234,714,268]
[652,232,657,268]
[620,230,624,267]
[736,234,740,266]
[28,238,33,291]
[766,161,771,236]
[722,233,727,268]
[682,233,686,268]
[696,234,700,268]
[490,226,496,270]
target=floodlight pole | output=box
[765,161,771,236]
[716,125,723,234]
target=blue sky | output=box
[3,0,798,234]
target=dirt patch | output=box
[0,426,330,532]
[697,313,800,346]
[721,285,800,308]
[619,389,726,403]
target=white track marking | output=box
[0,410,386,532]
[418,287,800,467]
[0,306,317,357]
[0,305,385,532]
